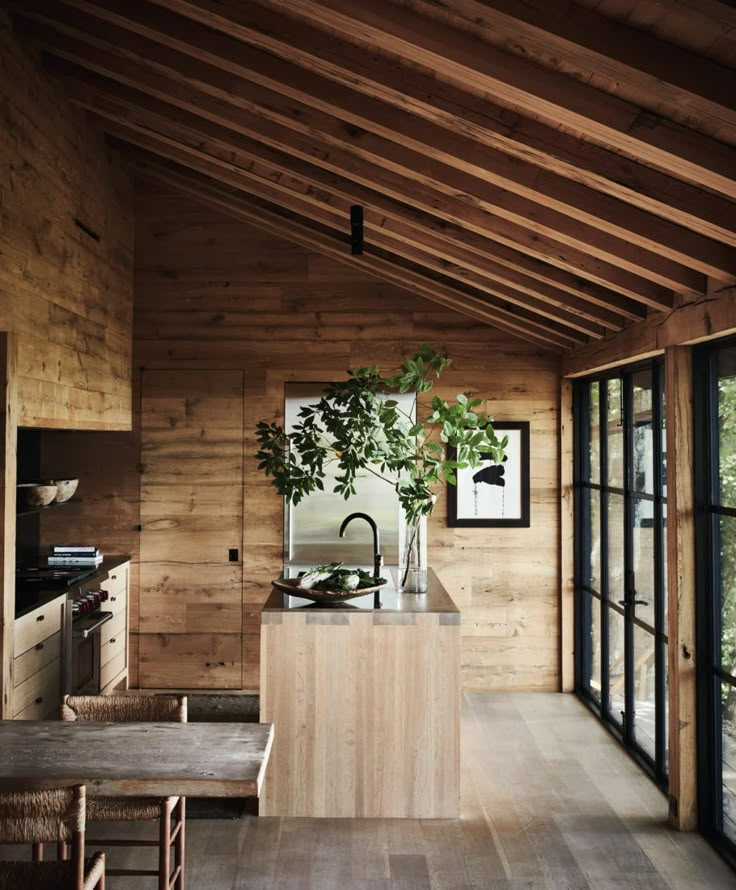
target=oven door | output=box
[71,612,113,695]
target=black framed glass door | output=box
[695,339,736,862]
[574,361,668,785]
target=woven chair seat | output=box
[88,795,180,823]
[0,852,105,889]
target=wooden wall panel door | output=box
[138,370,244,689]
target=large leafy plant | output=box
[255,345,507,525]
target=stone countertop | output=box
[15,554,131,619]
[262,567,460,617]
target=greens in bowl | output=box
[298,562,386,591]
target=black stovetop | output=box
[15,565,98,593]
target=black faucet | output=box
[339,512,383,608]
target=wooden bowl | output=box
[17,483,58,508]
[48,478,79,503]
[271,577,387,605]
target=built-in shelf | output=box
[16,500,79,519]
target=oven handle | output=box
[72,611,113,639]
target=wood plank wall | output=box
[0,11,134,431]
[129,188,561,691]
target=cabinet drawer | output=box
[101,609,126,647]
[14,631,62,687]
[12,658,60,718]
[100,649,126,691]
[101,629,126,668]
[14,694,59,722]
[107,587,127,617]
[14,597,64,657]
[100,564,129,598]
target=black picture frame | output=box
[447,421,530,527]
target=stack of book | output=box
[47,546,103,567]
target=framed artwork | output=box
[447,421,530,527]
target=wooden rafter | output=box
[18,1,735,282]
[410,0,736,137]
[60,70,678,310]
[13,12,653,324]
[129,154,578,350]
[243,0,736,197]
[9,0,735,348]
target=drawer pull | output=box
[35,643,44,651]
[36,615,45,622]
[34,697,43,705]
[111,574,117,580]
[111,596,117,602]
[110,638,116,644]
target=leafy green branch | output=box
[255,344,507,524]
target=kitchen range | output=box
[15,556,129,701]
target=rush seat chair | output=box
[61,694,187,890]
[0,784,106,889]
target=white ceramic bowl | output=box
[48,478,79,503]
[17,483,58,508]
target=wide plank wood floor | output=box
[88,693,736,888]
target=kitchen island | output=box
[260,569,460,818]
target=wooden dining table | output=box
[0,720,274,797]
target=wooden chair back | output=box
[0,784,87,885]
[61,694,187,724]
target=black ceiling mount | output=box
[350,204,363,255]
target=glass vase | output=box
[398,515,428,593]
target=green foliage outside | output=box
[719,378,736,692]
[255,344,507,525]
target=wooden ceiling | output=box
[9,0,736,350]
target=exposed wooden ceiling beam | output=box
[416,0,735,134]
[24,0,736,247]
[98,124,590,346]
[121,144,610,339]
[147,0,736,198]
[128,155,577,350]
[20,11,735,288]
[44,60,711,306]
[9,12,660,321]
[62,70,678,310]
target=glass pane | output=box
[633,497,655,628]
[589,489,601,593]
[632,625,656,761]
[721,515,736,673]
[723,682,736,844]
[663,501,668,636]
[718,347,736,510]
[589,593,602,704]
[607,493,625,603]
[589,381,600,484]
[661,382,667,499]
[608,607,625,725]
[632,369,654,494]
[606,379,624,488]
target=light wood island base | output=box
[260,570,460,818]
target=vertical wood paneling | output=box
[0,335,18,719]
[560,377,575,692]
[137,369,245,687]
[134,189,561,691]
[665,345,698,830]
[260,609,460,817]
[0,11,134,430]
